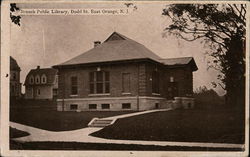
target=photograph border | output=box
[1,0,249,156]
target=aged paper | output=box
[1,0,249,157]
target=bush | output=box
[194,86,225,109]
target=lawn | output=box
[9,141,243,151]
[10,100,135,131]
[10,127,30,138]
[91,106,245,144]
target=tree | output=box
[162,4,246,107]
[10,3,21,26]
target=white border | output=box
[1,1,249,157]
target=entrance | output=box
[167,82,178,100]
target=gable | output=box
[104,32,126,42]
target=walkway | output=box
[10,117,244,149]
[102,108,171,120]
[11,122,243,149]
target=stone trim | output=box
[57,96,166,102]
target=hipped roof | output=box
[54,32,198,71]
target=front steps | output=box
[88,118,115,127]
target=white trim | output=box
[88,93,110,96]
[122,92,132,95]
[70,95,78,97]
[152,93,161,96]
[57,96,166,102]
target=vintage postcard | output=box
[0,0,249,157]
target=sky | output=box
[10,2,224,95]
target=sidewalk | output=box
[102,108,171,120]
[10,121,244,149]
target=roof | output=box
[24,67,58,86]
[56,32,162,66]
[54,32,198,71]
[160,57,198,71]
[10,56,21,71]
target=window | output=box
[53,89,58,96]
[71,76,78,95]
[41,74,47,84]
[122,73,130,93]
[89,104,97,109]
[122,103,131,109]
[35,75,40,84]
[13,73,16,80]
[70,104,78,110]
[37,89,41,95]
[30,75,34,84]
[170,76,174,82]
[155,103,159,109]
[152,71,160,94]
[89,71,110,94]
[101,104,110,109]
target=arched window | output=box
[41,74,47,84]
[35,75,40,84]
[29,75,34,84]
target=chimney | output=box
[94,41,101,47]
[37,66,40,69]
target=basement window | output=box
[122,103,131,109]
[70,104,78,110]
[101,104,110,109]
[89,104,97,109]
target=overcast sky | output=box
[10,2,224,95]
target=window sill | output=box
[70,95,78,97]
[122,92,132,95]
[88,93,110,96]
[152,93,161,96]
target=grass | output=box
[9,141,244,151]
[10,127,30,138]
[91,106,245,144]
[10,100,135,131]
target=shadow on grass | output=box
[9,141,244,151]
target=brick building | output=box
[10,56,22,98]
[24,66,58,99]
[53,32,198,111]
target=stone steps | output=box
[88,119,114,127]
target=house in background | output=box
[10,56,22,98]
[53,32,198,111]
[24,66,58,100]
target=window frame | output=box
[70,76,78,96]
[41,74,47,84]
[29,75,34,84]
[89,71,110,94]
[122,73,131,94]
[89,104,97,110]
[101,104,110,109]
[70,104,78,110]
[122,103,131,109]
[152,71,160,94]
[35,75,40,84]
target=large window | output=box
[152,71,160,94]
[89,71,110,94]
[71,76,78,95]
[122,73,130,93]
